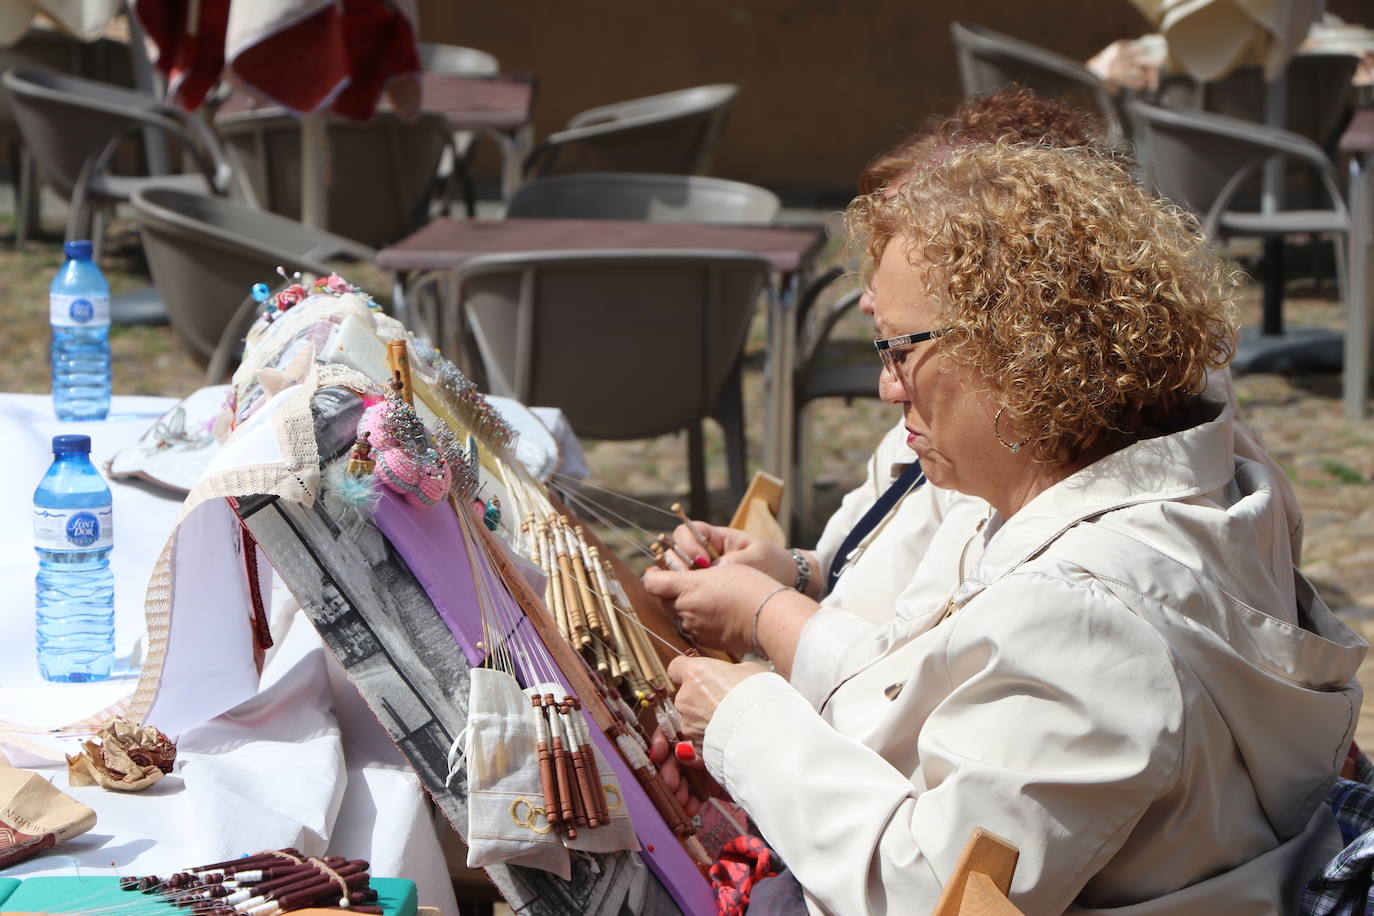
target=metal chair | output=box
[418,42,500,218]
[524,84,739,179]
[1130,100,1351,371]
[217,109,453,249]
[506,172,779,223]
[418,249,772,518]
[2,68,234,260]
[501,171,779,504]
[1155,54,1360,151]
[1152,53,1361,212]
[130,187,376,382]
[1,30,84,247]
[792,274,888,531]
[0,28,142,248]
[949,23,1125,142]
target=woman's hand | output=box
[668,656,772,740]
[642,564,781,654]
[650,728,706,817]
[668,520,797,585]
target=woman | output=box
[646,141,1363,913]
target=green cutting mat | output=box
[0,875,416,915]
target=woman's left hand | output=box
[643,564,780,655]
[668,655,772,741]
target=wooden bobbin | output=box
[571,697,610,824]
[671,502,719,561]
[569,535,606,640]
[655,533,694,571]
[531,694,561,830]
[385,339,412,406]
[552,517,590,647]
[563,698,601,828]
[546,693,577,835]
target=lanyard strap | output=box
[824,459,926,596]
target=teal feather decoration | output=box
[323,459,382,526]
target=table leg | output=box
[1345,155,1372,420]
[392,270,412,328]
[759,273,800,535]
[761,281,781,478]
[493,125,533,201]
[301,112,329,230]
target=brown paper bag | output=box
[0,764,97,868]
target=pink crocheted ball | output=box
[376,445,451,507]
[358,402,401,449]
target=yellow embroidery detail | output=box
[510,797,552,834]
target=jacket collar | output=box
[975,398,1234,584]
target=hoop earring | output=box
[993,406,1025,454]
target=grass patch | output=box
[1321,461,1368,486]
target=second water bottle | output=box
[50,240,110,422]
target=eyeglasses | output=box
[874,328,945,376]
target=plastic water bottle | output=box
[33,435,115,682]
[50,240,111,421]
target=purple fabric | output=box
[372,491,487,666]
[370,491,715,913]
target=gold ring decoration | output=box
[603,784,623,813]
[510,797,553,834]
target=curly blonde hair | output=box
[848,141,1241,465]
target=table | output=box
[1342,109,1374,419]
[219,72,537,200]
[0,394,458,916]
[378,217,827,530]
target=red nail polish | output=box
[693,556,710,569]
[675,741,697,763]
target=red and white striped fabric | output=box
[133,0,419,119]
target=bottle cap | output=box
[52,434,92,455]
[62,240,93,261]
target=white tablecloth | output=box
[0,393,457,915]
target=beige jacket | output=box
[704,400,1364,915]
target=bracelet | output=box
[751,585,790,656]
[790,548,812,595]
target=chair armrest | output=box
[797,265,845,327]
[526,106,714,176]
[522,122,625,176]
[1148,105,1351,224]
[302,237,379,264]
[174,109,241,199]
[796,287,863,388]
[1204,143,1349,233]
[566,98,644,128]
[77,118,223,202]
